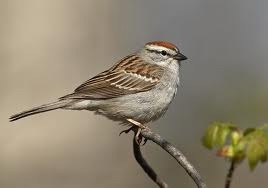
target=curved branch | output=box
[135,128,207,188]
[133,136,168,188]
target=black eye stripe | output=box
[146,49,172,56]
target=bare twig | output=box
[133,128,207,188]
[133,136,168,188]
[225,160,236,188]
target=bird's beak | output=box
[174,53,187,61]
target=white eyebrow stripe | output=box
[146,45,177,55]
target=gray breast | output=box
[93,62,180,124]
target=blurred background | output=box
[1,0,268,187]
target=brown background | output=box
[1,0,268,188]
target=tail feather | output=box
[10,100,69,122]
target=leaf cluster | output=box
[202,122,268,170]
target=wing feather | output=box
[61,55,164,100]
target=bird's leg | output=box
[126,119,148,145]
[119,118,149,145]
[126,118,147,129]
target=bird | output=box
[10,41,187,143]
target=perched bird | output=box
[10,41,187,143]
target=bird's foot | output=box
[119,119,149,145]
[119,126,134,136]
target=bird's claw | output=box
[119,119,149,146]
[141,138,148,146]
[119,126,148,146]
[119,126,133,136]
[135,133,147,145]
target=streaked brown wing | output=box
[61,55,164,100]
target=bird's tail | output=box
[10,100,70,122]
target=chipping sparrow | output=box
[10,41,187,142]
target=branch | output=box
[225,160,236,188]
[134,128,207,188]
[133,136,168,188]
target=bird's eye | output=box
[161,50,167,56]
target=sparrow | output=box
[10,41,187,143]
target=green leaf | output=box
[245,130,268,171]
[216,125,231,147]
[231,131,242,146]
[259,124,268,131]
[247,140,267,170]
[202,122,234,149]
[244,128,256,136]
[202,123,219,149]
[234,139,247,153]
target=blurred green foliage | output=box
[202,122,268,171]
